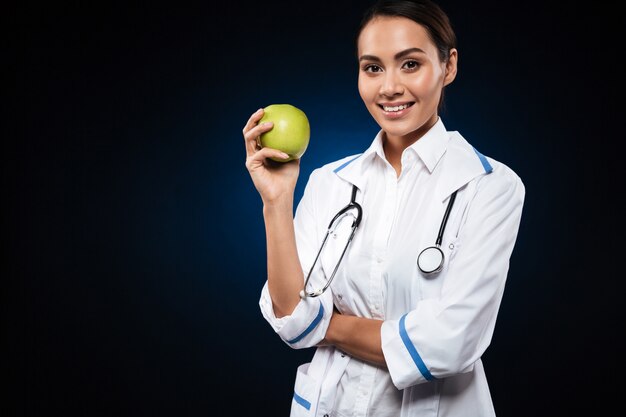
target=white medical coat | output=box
[259,119,525,416]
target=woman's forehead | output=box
[357,16,436,58]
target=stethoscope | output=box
[300,185,458,298]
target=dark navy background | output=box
[4,1,622,416]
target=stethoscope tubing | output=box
[300,187,457,298]
[301,221,359,298]
[435,191,457,247]
[300,189,362,298]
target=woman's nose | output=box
[379,71,404,97]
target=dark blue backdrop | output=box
[5,1,622,416]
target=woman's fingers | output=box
[243,108,267,156]
[242,108,264,134]
[244,121,274,156]
[245,146,290,170]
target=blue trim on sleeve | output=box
[473,147,493,173]
[286,302,325,344]
[293,392,311,410]
[333,154,362,173]
[399,314,436,381]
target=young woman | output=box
[242,1,525,415]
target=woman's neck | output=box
[383,115,439,178]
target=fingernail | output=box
[257,108,264,112]
[280,152,289,159]
[263,122,273,126]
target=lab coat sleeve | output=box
[381,165,526,389]
[258,168,334,349]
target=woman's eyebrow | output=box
[359,47,426,62]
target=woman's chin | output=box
[380,124,418,140]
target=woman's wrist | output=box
[262,193,294,212]
[325,310,345,345]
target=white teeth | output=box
[383,103,410,112]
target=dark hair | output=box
[355,0,457,111]
[355,0,457,62]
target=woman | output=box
[242,0,525,415]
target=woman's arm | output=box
[263,197,305,318]
[258,169,335,349]
[243,108,305,318]
[324,310,386,367]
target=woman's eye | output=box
[403,60,420,70]
[364,64,382,73]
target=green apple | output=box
[258,104,310,162]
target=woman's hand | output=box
[243,108,300,205]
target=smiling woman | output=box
[242,1,525,416]
[356,15,457,177]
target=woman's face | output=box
[357,16,456,141]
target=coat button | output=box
[449,243,455,250]
[324,414,329,417]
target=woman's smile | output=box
[378,101,416,119]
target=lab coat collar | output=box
[331,135,380,192]
[366,118,449,174]
[333,120,492,200]
[434,131,494,201]
[406,117,449,173]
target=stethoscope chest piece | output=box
[417,246,444,274]
[416,190,458,276]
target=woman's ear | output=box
[443,48,458,87]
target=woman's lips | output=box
[378,102,415,119]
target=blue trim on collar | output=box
[293,392,311,410]
[399,314,436,381]
[333,154,362,173]
[472,147,493,173]
[286,302,325,344]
